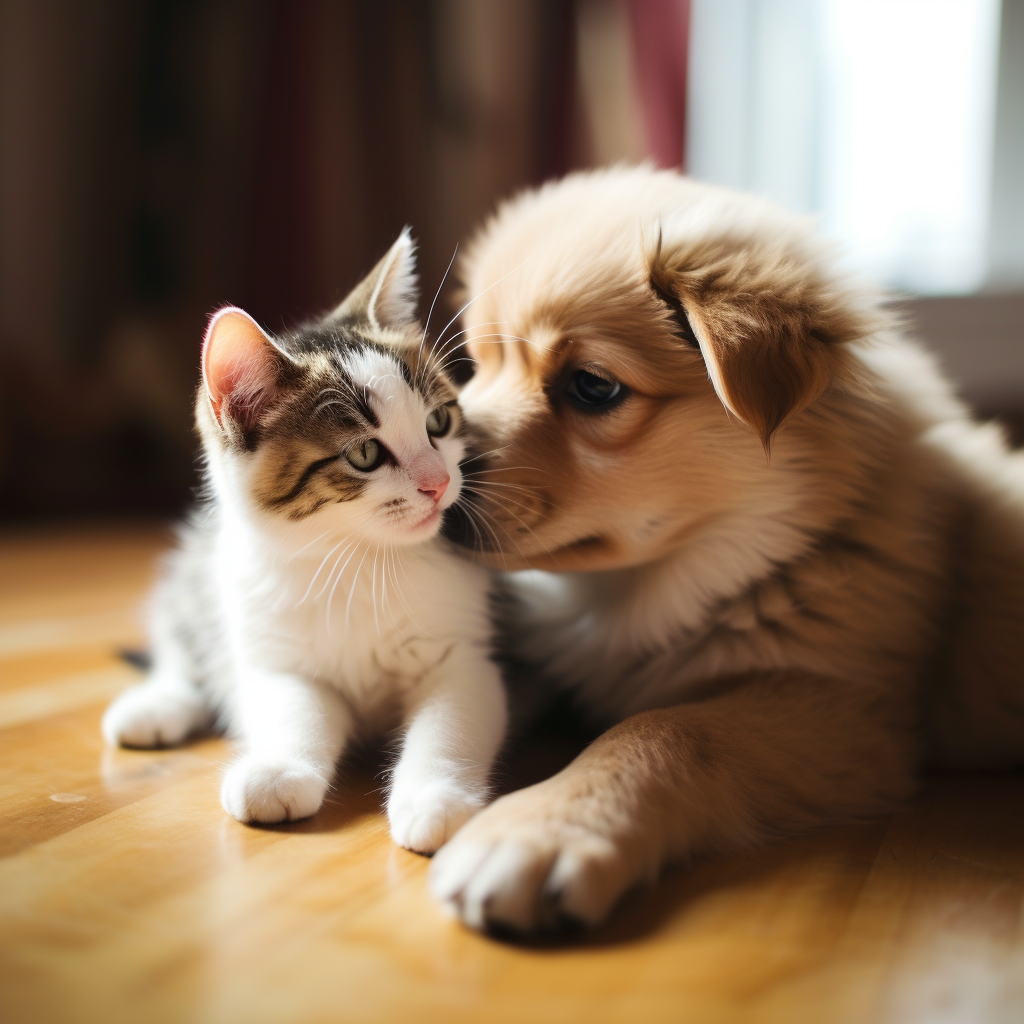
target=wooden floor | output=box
[2,526,1024,1024]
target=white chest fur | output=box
[216,522,493,724]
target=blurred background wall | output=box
[0,0,1020,522]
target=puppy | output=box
[430,165,1024,933]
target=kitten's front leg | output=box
[388,646,507,854]
[222,669,352,824]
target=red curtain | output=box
[625,0,690,169]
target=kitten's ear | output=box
[331,227,419,329]
[202,307,287,431]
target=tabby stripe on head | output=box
[268,453,349,507]
[353,389,379,428]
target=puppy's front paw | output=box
[388,779,487,854]
[102,683,207,749]
[429,781,633,933]
[220,755,327,824]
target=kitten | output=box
[102,230,507,854]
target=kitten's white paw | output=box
[220,756,327,824]
[102,683,207,749]
[388,779,487,855]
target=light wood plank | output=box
[0,664,142,729]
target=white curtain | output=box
[687,0,1006,295]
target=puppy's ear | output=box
[331,227,419,329]
[649,243,849,452]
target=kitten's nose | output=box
[410,450,450,503]
[418,473,450,504]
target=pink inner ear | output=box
[202,307,280,428]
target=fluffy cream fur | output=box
[430,166,1024,932]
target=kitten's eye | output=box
[426,405,450,437]
[566,369,624,409]
[346,439,384,471]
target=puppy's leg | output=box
[388,646,507,855]
[431,671,917,933]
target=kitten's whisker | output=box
[376,542,393,628]
[300,537,349,605]
[478,509,530,563]
[384,544,400,617]
[458,502,490,563]
[301,509,376,605]
[462,482,555,521]
[461,485,542,507]
[420,245,459,363]
[447,493,488,562]
[472,508,515,569]
[463,462,553,477]
[435,335,532,367]
[460,476,543,498]
[460,480,539,555]
[457,500,514,569]
[312,384,359,417]
[458,443,515,469]
[325,540,366,621]
[432,257,532,353]
[313,380,364,418]
[437,333,541,360]
[431,322,513,359]
[364,372,401,392]
[380,543,392,625]
[433,321,508,348]
[386,548,418,630]
[463,487,535,537]
[385,544,430,635]
[316,524,375,602]
[344,545,372,632]
[312,399,353,419]
[462,485,535,517]
[462,479,535,502]
[371,543,382,634]
[286,529,331,563]
[316,541,357,602]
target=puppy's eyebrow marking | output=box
[651,228,701,349]
[650,274,700,349]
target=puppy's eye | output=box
[426,405,450,437]
[566,369,624,409]
[346,439,384,471]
